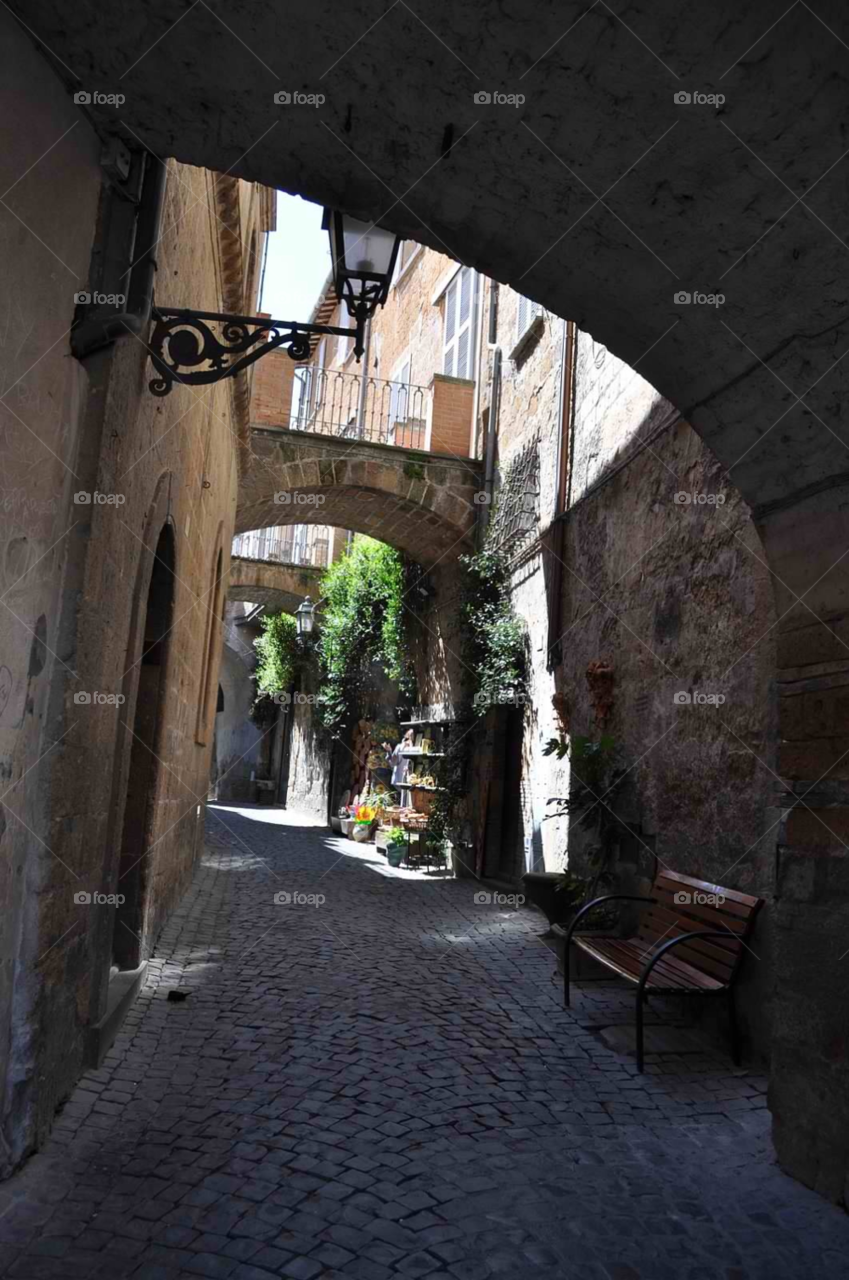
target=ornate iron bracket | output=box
[146,306,364,397]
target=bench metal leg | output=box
[636,989,645,1072]
[728,988,741,1066]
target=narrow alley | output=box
[1,808,847,1280]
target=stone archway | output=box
[14,0,849,1199]
[237,429,482,565]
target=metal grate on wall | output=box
[489,437,540,552]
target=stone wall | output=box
[0,7,272,1173]
[215,606,267,804]
[470,284,777,1057]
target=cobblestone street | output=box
[2,807,848,1280]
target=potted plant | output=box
[385,826,407,867]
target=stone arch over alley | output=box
[3,0,849,1228]
[237,430,482,565]
[227,556,322,615]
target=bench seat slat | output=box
[635,927,739,982]
[645,896,749,933]
[574,936,726,991]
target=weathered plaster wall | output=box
[286,697,331,822]
[0,9,104,1175]
[0,11,272,1171]
[215,606,266,804]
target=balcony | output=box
[284,367,475,458]
[231,525,330,568]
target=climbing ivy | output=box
[316,536,415,733]
[253,611,300,699]
[460,540,527,714]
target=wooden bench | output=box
[563,869,763,1071]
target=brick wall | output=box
[429,374,474,457]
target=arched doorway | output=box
[112,524,176,970]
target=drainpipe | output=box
[356,317,372,438]
[480,347,501,540]
[70,154,167,359]
[545,318,576,669]
[469,272,485,458]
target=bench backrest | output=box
[638,869,763,986]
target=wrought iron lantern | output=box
[144,209,401,396]
[323,209,401,326]
[295,595,316,639]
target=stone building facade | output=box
[0,7,273,1175]
[267,243,776,1060]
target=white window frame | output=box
[515,293,544,345]
[392,240,423,288]
[388,350,412,443]
[442,265,475,380]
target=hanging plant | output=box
[460,540,527,714]
[252,611,301,718]
[315,536,417,733]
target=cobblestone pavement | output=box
[2,805,849,1280]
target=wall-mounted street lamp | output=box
[323,209,400,328]
[295,595,316,640]
[145,208,401,396]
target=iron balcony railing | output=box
[232,525,329,569]
[291,366,429,450]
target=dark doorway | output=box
[483,705,525,884]
[112,525,176,970]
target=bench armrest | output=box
[565,894,657,949]
[636,930,741,994]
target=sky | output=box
[258,192,330,321]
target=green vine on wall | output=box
[460,539,527,715]
[316,536,416,733]
[252,611,301,718]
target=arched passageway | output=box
[12,0,849,1198]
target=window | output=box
[393,240,422,285]
[389,354,412,440]
[443,266,475,379]
[516,293,544,344]
[336,302,354,363]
